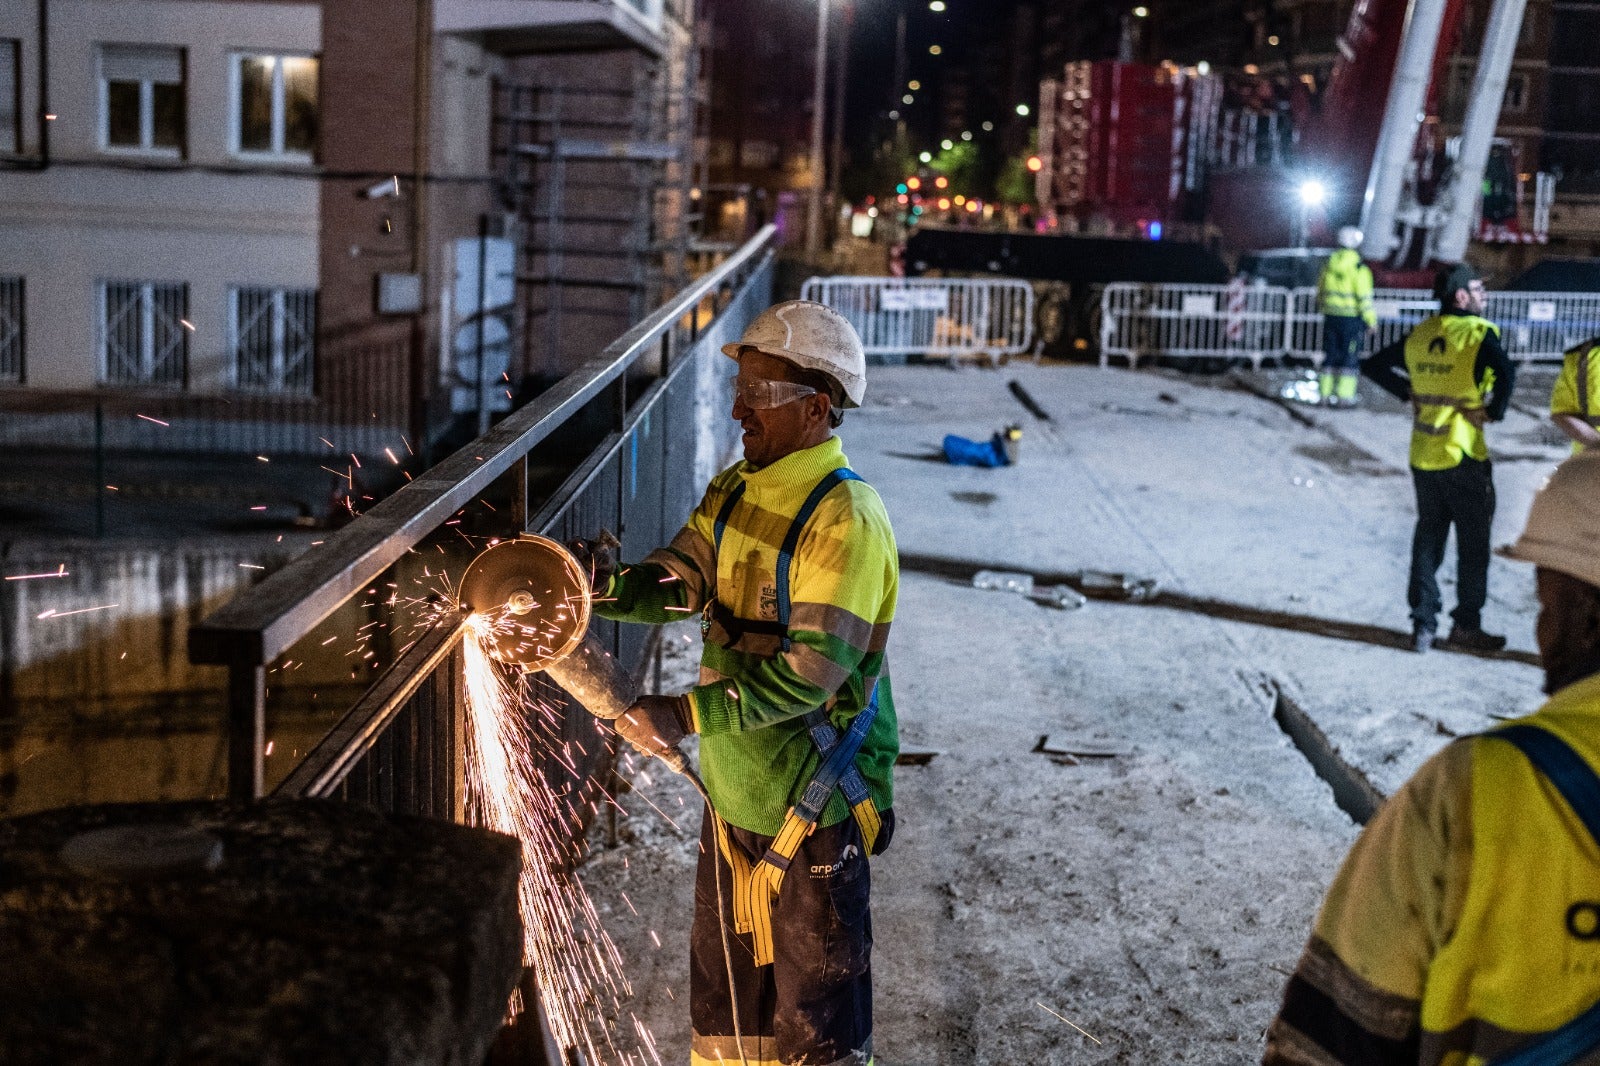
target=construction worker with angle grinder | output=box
[1362,262,1516,655]
[1264,451,1600,1064]
[584,300,899,1066]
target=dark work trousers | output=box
[1409,457,1495,632]
[690,808,893,1066]
[1322,315,1366,372]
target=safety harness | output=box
[705,467,884,967]
[1484,725,1600,1065]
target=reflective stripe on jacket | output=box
[1403,314,1500,471]
[1551,342,1600,452]
[1318,249,1377,327]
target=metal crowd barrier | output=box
[800,276,1035,364]
[1100,282,1600,368]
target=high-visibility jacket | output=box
[1263,673,1600,1066]
[595,435,899,837]
[1318,249,1378,328]
[1404,314,1501,471]
[1551,340,1600,453]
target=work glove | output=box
[614,694,693,759]
[567,529,620,595]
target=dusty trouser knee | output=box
[689,813,881,1065]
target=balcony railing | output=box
[435,0,666,55]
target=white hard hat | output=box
[722,300,867,408]
[1503,452,1600,589]
[1337,226,1364,250]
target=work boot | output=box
[1445,625,1507,652]
[1336,373,1360,406]
[1411,625,1435,654]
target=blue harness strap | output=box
[709,465,880,828]
[1486,725,1600,1066]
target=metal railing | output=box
[800,276,1035,364]
[189,226,774,809]
[0,335,422,458]
[1099,282,1600,368]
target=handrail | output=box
[272,616,468,800]
[191,225,775,669]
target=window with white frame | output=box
[99,280,188,388]
[0,276,23,383]
[230,286,315,393]
[231,53,318,159]
[0,40,19,154]
[99,45,185,154]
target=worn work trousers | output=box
[1322,314,1366,372]
[1409,457,1495,632]
[689,809,890,1066]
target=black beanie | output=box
[1434,263,1480,304]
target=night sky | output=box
[838,0,1036,196]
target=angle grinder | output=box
[457,535,690,774]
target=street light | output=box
[806,0,830,255]
[1016,103,1030,116]
[1297,178,1328,248]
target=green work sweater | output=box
[595,435,899,836]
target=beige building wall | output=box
[0,0,321,391]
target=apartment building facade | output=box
[0,0,698,457]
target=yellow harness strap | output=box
[713,800,881,968]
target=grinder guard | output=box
[457,535,638,721]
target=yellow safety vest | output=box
[1552,342,1600,454]
[1403,314,1499,471]
[1419,684,1600,1063]
[1318,249,1377,326]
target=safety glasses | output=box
[733,377,819,410]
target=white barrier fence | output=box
[1100,282,1600,368]
[801,276,1035,364]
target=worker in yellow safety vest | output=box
[1361,262,1516,654]
[1316,227,1378,406]
[1552,338,1600,453]
[1264,450,1600,1066]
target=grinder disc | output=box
[457,535,592,669]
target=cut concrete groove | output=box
[897,552,1540,667]
[1268,679,1384,825]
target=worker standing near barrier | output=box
[1263,452,1600,1065]
[590,300,899,1066]
[1315,227,1378,406]
[1551,337,1600,452]
[1362,263,1516,654]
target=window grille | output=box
[231,286,315,393]
[100,280,188,387]
[0,276,22,383]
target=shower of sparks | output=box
[1035,1002,1102,1044]
[37,603,118,619]
[6,565,67,581]
[461,617,659,1066]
